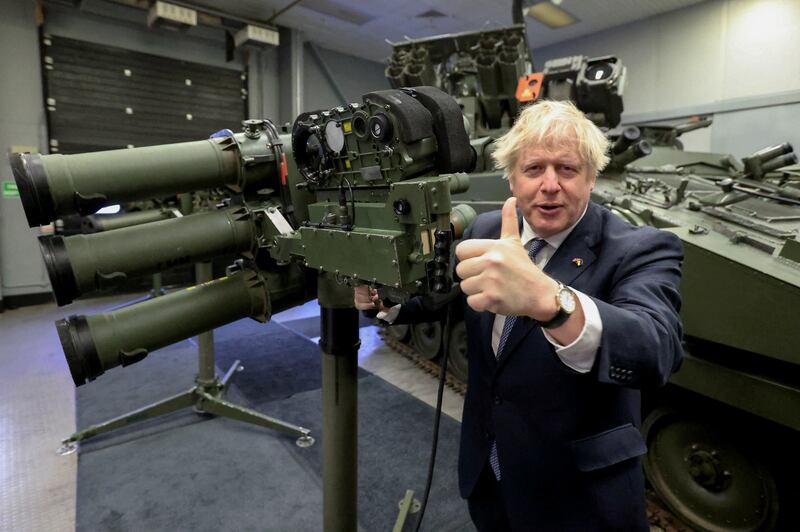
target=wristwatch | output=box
[539,281,576,329]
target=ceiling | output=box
[184,0,707,62]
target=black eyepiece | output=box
[39,235,80,306]
[9,152,55,227]
[56,315,103,387]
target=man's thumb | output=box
[500,197,520,239]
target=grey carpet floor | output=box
[75,318,471,532]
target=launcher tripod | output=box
[58,262,313,455]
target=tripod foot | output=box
[296,434,316,448]
[57,440,79,456]
[392,489,421,532]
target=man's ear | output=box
[507,173,515,194]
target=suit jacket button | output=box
[493,395,502,406]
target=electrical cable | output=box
[263,119,299,228]
[342,177,356,227]
[413,298,455,532]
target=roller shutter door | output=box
[42,35,246,154]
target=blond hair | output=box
[492,100,610,178]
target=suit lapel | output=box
[494,203,603,368]
[543,204,600,285]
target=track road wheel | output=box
[446,320,468,383]
[386,323,411,343]
[642,407,779,532]
[411,321,442,360]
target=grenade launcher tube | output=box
[10,136,259,227]
[57,269,270,386]
[40,207,256,306]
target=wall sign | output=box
[2,181,19,198]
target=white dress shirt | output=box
[378,206,603,373]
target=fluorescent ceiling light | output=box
[525,2,579,29]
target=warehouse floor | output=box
[0,293,463,532]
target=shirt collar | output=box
[520,203,589,251]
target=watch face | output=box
[558,287,577,313]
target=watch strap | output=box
[539,307,570,329]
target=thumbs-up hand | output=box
[455,197,559,318]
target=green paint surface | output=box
[2,181,19,197]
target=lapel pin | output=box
[572,258,583,267]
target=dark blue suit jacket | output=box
[397,201,683,530]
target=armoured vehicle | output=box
[383,24,800,531]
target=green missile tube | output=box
[11,138,242,226]
[10,120,284,227]
[40,207,255,306]
[57,268,270,386]
[82,209,173,233]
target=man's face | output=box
[508,141,595,239]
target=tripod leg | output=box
[218,359,243,389]
[196,392,314,446]
[61,387,197,451]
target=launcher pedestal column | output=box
[319,275,361,532]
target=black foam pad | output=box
[408,86,476,174]
[363,89,433,144]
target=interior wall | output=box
[0,0,51,301]
[303,43,389,112]
[532,0,800,157]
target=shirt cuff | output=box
[542,290,602,373]
[376,304,402,324]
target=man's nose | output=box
[540,166,561,192]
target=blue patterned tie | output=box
[489,237,547,481]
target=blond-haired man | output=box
[356,100,683,530]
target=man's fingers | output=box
[456,239,496,261]
[458,275,482,296]
[500,197,520,240]
[354,285,378,310]
[456,256,487,281]
[465,293,491,313]
[354,285,369,300]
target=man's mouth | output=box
[536,204,562,213]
